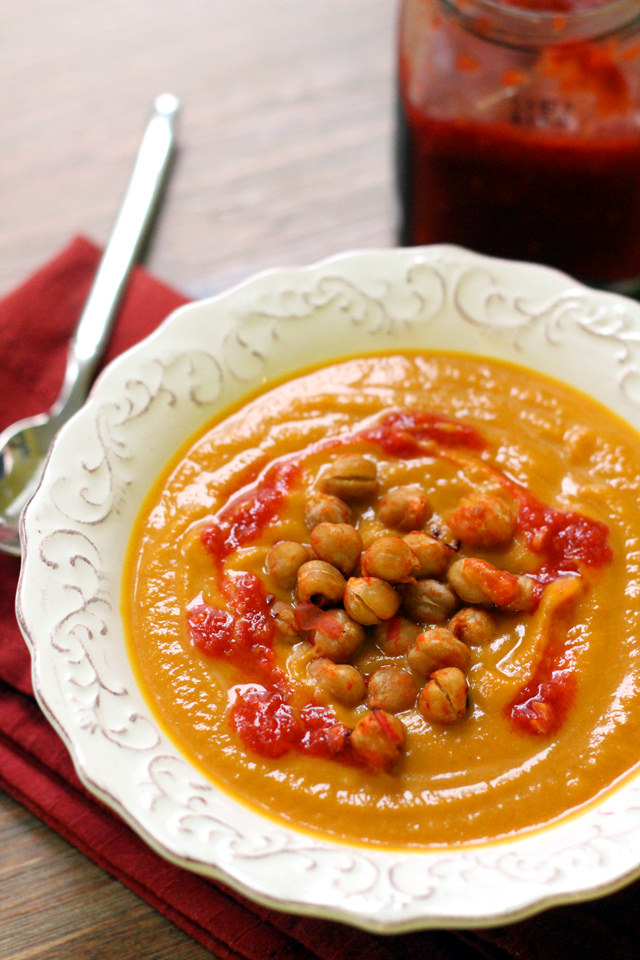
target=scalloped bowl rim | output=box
[16,243,640,933]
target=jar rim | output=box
[438,0,640,47]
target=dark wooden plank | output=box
[0,794,218,959]
[0,0,395,300]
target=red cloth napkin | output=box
[1,238,639,960]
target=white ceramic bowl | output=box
[17,245,640,933]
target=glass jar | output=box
[396,0,640,292]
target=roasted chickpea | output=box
[319,453,378,501]
[270,600,300,641]
[343,576,401,625]
[304,492,351,529]
[403,531,453,579]
[399,578,458,623]
[377,485,432,531]
[266,540,313,588]
[307,608,365,661]
[367,665,418,713]
[296,560,346,607]
[417,667,468,724]
[307,657,366,706]
[406,627,471,677]
[447,492,516,549]
[310,522,362,575]
[361,536,419,583]
[448,557,492,604]
[449,607,495,646]
[350,709,406,770]
[372,616,420,656]
[448,557,536,612]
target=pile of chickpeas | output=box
[264,452,535,771]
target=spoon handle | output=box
[53,93,180,417]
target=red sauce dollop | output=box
[202,459,301,565]
[358,409,485,456]
[508,613,578,736]
[229,687,302,759]
[229,687,349,760]
[509,667,577,735]
[515,493,613,578]
[502,482,612,734]
[189,572,287,694]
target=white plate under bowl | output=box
[16,244,640,933]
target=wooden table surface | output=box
[1,2,396,957]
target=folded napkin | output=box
[1,238,638,960]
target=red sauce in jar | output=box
[396,1,640,286]
[397,81,640,284]
[500,1,613,9]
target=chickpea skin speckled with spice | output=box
[304,492,351,529]
[350,709,406,770]
[407,627,471,677]
[372,616,420,656]
[418,667,469,724]
[447,491,517,549]
[343,576,401,625]
[319,454,378,501]
[270,600,300,641]
[367,665,418,714]
[310,522,362,574]
[403,530,453,579]
[377,485,432,531]
[307,608,366,661]
[361,536,420,582]
[449,606,495,645]
[296,560,346,607]
[399,578,458,623]
[307,658,366,706]
[266,541,313,588]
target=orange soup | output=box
[123,353,640,849]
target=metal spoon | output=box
[0,93,180,557]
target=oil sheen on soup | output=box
[123,353,640,849]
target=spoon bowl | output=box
[0,93,179,557]
[0,414,61,554]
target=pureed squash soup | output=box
[123,352,640,849]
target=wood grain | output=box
[1,1,395,956]
[0,796,217,960]
[1,0,396,301]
